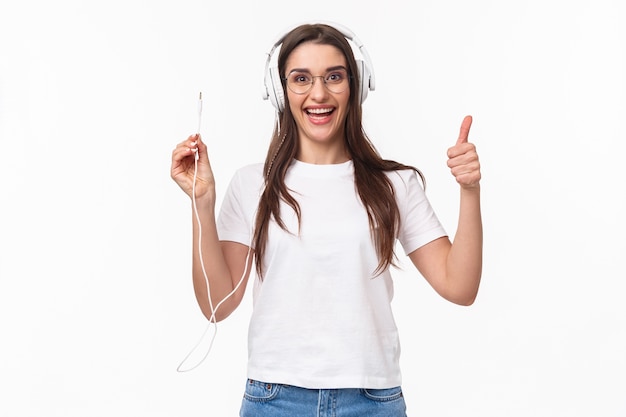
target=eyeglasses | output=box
[284,69,351,95]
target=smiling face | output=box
[284,42,351,163]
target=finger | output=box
[447,141,476,160]
[173,134,199,151]
[172,142,196,161]
[448,143,477,164]
[181,134,202,151]
[456,115,473,145]
[195,134,206,152]
[187,133,200,152]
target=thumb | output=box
[456,115,473,145]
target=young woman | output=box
[171,22,482,417]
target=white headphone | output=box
[261,21,376,112]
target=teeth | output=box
[307,108,333,114]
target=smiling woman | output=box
[1,0,624,415]
[170,22,482,416]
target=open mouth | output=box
[306,107,335,118]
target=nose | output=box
[309,76,328,99]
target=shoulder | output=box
[233,162,264,178]
[385,167,424,192]
[228,163,264,185]
[224,163,265,196]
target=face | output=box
[284,42,350,158]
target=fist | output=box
[447,115,481,189]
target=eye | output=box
[326,70,347,83]
[290,72,312,85]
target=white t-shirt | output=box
[217,159,446,389]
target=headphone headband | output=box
[262,21,376,112]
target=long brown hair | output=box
[253,23,424,277]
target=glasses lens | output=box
[325,70,349,93]
[286,72,312,94]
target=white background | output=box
[1,0,625,416]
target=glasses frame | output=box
[283,69,353,95]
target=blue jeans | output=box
[239,379,407,417]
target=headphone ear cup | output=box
[355,59,371,103]
[266,66,285,112]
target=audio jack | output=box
[196,92,202,160]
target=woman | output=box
[171,22,482,417]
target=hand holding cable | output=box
[170,94,215,203]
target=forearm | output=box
[190,199,237,321]
[445,186,483,305]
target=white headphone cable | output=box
[177,92,252,372]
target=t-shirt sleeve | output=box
[394,169,447,256]
[216,167,257,247]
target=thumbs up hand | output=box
[447,115,481,189]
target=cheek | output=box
[339,94,351,115]
[286,93,303,113]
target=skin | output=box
[409,115,482,306]
[285,43,351,164]
[170,44,482,322]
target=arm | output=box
[409,116,482,305]
[171,134,253,321]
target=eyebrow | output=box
[287,65,348,74]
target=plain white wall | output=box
[1,0,624,416]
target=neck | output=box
[296,140,350,165]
